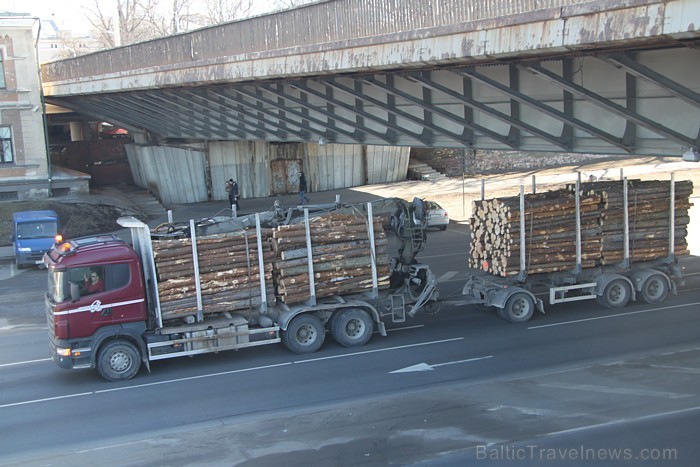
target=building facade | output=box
[0,14,51,200]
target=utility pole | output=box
[112,0,121,46]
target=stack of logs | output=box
[271,213,391,304]
[152,229,275,321]
[469,179,693,277]
[576,179,692,264]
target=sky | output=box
[0,0,93,33]
[0,0,283,35]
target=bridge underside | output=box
[46,43,700,156]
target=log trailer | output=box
[460,176,690,323]
[43,198,439,381]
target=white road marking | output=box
[0,358,52,368]
[486,405,562,416]
[95,362,293,393]
[419,253,468,260]
[0,337,464,409]
[544,405,700,437]
[527,301,700,330]
[538,382,693,399]
[386,324,424,332]
[294,337,464,364]
[437,271,459,282]
[0,392,93,409]
[390,355,492,373]
[647,364,700,375]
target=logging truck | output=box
[43,198,439,381]
[460,177,691,323]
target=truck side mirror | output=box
[70,282,81,302]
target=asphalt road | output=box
[1,225,699,466]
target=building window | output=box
[1,127,14,163]
[0,50,5,88]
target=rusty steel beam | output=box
[604,53,700,109]
[175,89,277,140]
[288,79,409,145]
[524,63,697,148]
[460,67,631,152]
[209,88,311,140]
[231,85,364,143]
[258,82,398,144]
[406,71,570,150]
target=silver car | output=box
[426,201,449,230]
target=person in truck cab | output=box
[83,270,105,294]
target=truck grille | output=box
[45,295,54,330]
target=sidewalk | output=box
[3,156,699,259]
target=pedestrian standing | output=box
[226,179,240,211]
[299,171,310,205]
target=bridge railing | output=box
[42,0,594,83]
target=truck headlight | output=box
[56,347,72,357]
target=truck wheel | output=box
[423,301,441,315]
[331,308,374,347]
[640,274,669,304]
[502,293,534,323]
[282,314,325,354]
[97,340,141,381]
[597,279,632,309]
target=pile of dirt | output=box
[0,201,135,247]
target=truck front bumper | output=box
[49,333,94,370]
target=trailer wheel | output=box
[640,274,669,304]
[282,314,325,354]
[96,340,141,381]
[331,308,374,347]
[597,279,632,309]
[502,293,535,323]
[423,301,441,315]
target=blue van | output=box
[11,211,61,268]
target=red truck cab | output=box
[44,235,149,378]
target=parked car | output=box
[11,210,61,268]
[425,201,449,230]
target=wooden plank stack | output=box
[271,213,391,304]
[469,179,693,277]
[152,229,275,321]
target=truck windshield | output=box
[17,221,58,239]
[47,269,68,303]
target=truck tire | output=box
[597,279,632,309]
[502,293,535,323]
[331,308,374,347]
[640,273,669,304]
[423,301,441,315]
[96,340,141,381]
[282,314,325,354]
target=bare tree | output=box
[83,0,259,49]
[202,0,254,25]
[85,0,160,47]
[145,0,202,36]
[274,0,317,10]
[53,34,95,59]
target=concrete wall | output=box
[209,141,273,200]
[127,141,409,204]
[126,144,208,204]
